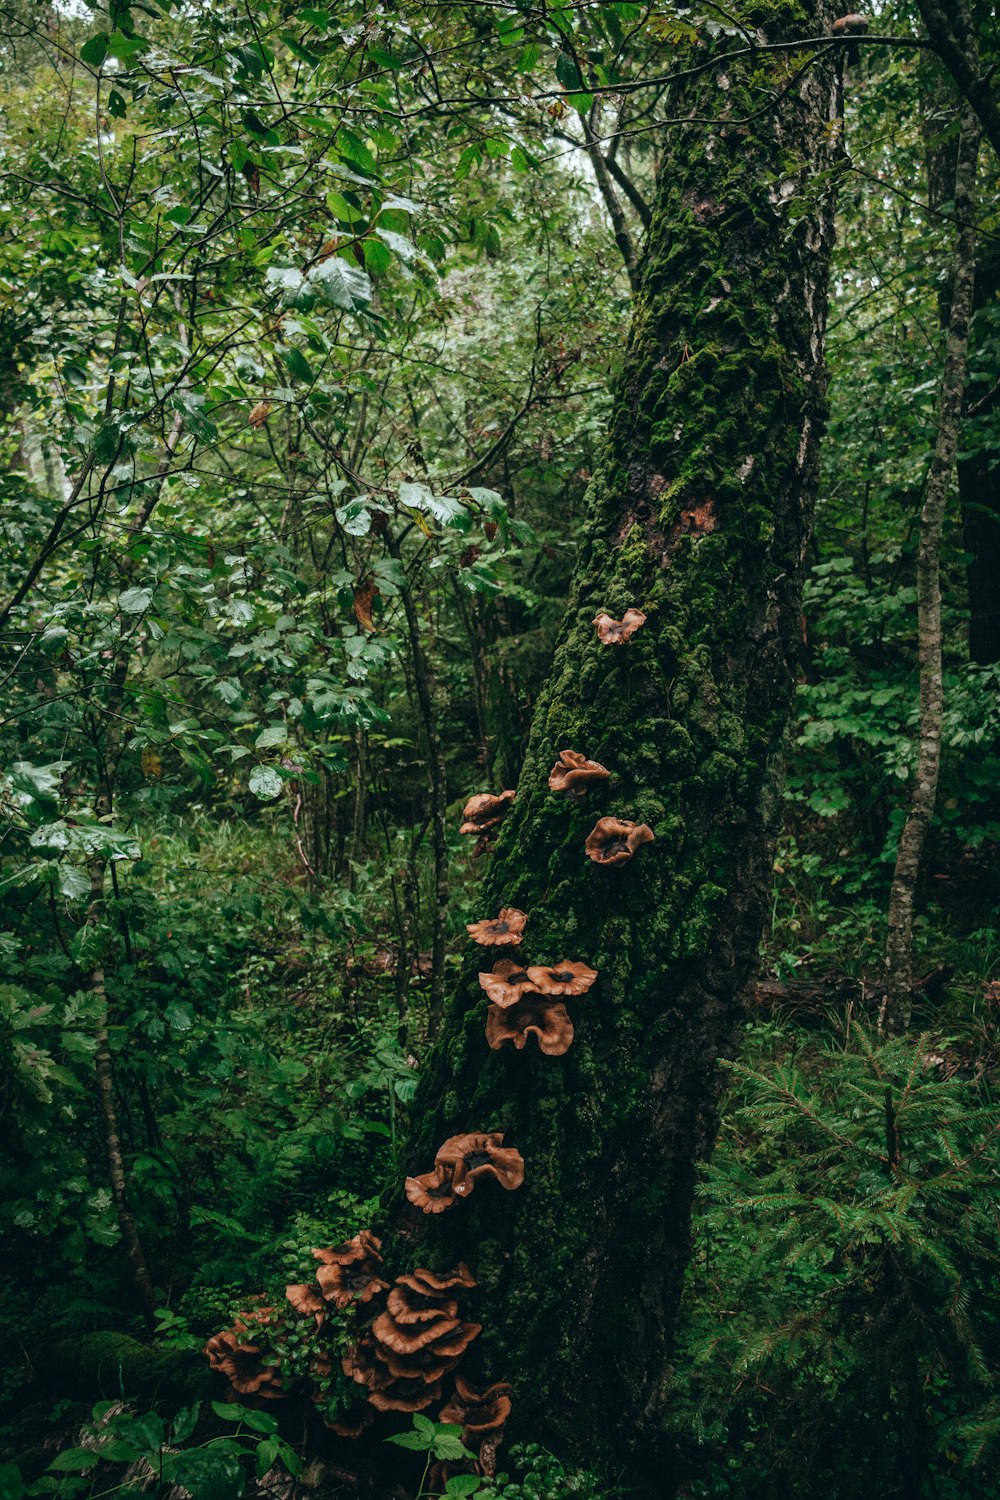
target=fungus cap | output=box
[593,608,646,644]
[478,958,539,1008]
[466,907,527,946]
[406,1164,457,1214]
[548,749,610,796]
[831,11,869,32]
[584,815,655,866]
[485,998,574,1056]
[439,1374,514,1438]
[526,960,597,997]
[371,1309,462,1355]
[459,790,515,833]
[434,1131,525,1195]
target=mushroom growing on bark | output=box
[593,608,646,644]
[406,1163,458,1214]
[478,958,538,1008]
[526,960,598,997]
[312,1229,388,1308]
[434,1132,525,1198]
[584,816,655,867]
[466,908,527,946]
[439,1374,513,1447]
[485,997,574,1056]
[459,790,515,834]
[547,749,610,797]
[342,1264,481,1415]
[204,1315,288,1401]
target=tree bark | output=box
[881,109,979,1037]
[959,235,1000,666]
[914,0,1000,163]
[385,8,842,1489]
[385,526,450,1041]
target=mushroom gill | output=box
[593,607,646,644]
[526,960,598,997]
[584,815,655,867]
[548,749,610,797]
[485,997,574,1056]
[466,907,527,946]
[478,958,539,1008]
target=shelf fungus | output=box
[467,907,527,946]
[311,1229,389,1309]
[342,1264,481,1414]
[204,1314,289,1401]
[406,1163,458,1214]
[435,1131,525,1198]
[527,960,597,997]
[593,607,646,644]
[584,815,655,867]
[486,996,574,1056]
[548,749,610,797]
[459,790,515,836]
[439,1374,514,1447]
[478,958,539,1008]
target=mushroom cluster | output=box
[343,1264,481,1414]
[285,1228,389,1320]
[406,1131,525,1214]
[459,790,515,854]
[204,1308,289,1404]
[476,953,597,1058]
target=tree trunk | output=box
[881,109,979,1037]
[386,9,841,1489]
[960,234,1000,666]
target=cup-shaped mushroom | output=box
[459,790,515,833]
[486,997,574,1056]
[368,1376,444,1413]
[406,1163,457,1214]
[548,750,610,796]
[478,958,539,1008]
[396,1263,477,1295]
[434,1131,525,1196]
[387,1286,460,1325]
[285,1283,325,1323]
[312,1229,388,1308]
[584,816,655,867]
[593,608,646,644]
[526,960,597,997]
[439,1374,514,1443]
[467,907,527,946]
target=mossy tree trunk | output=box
[389,8,841,1488]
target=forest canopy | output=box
[1,2,998,1499]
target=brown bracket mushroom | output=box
[311,1229,389,1309]
[526,960,597,997]
[593,608,646,644]
[342,1264,481,1414]
[204,1311,289,1402]
[548,749,610,798]
[435,1131,525,1198]
[478,958,539,1008]
[406,1163,458,1214]
[486,997,574,1056]
[584,815,655,867]
[459,790,515,837]
[466,907,527,946]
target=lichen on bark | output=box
[385,7,843,1488]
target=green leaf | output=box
[310,257,372,312]
[385,1431,433,1452]
[281,347,314,383]
[432,1434,477,1461]
[80,33,109,65]
[47,1452,99,1474]
[249,766,283,800]
[445,1478,483,1497]
[119,587,153,614]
